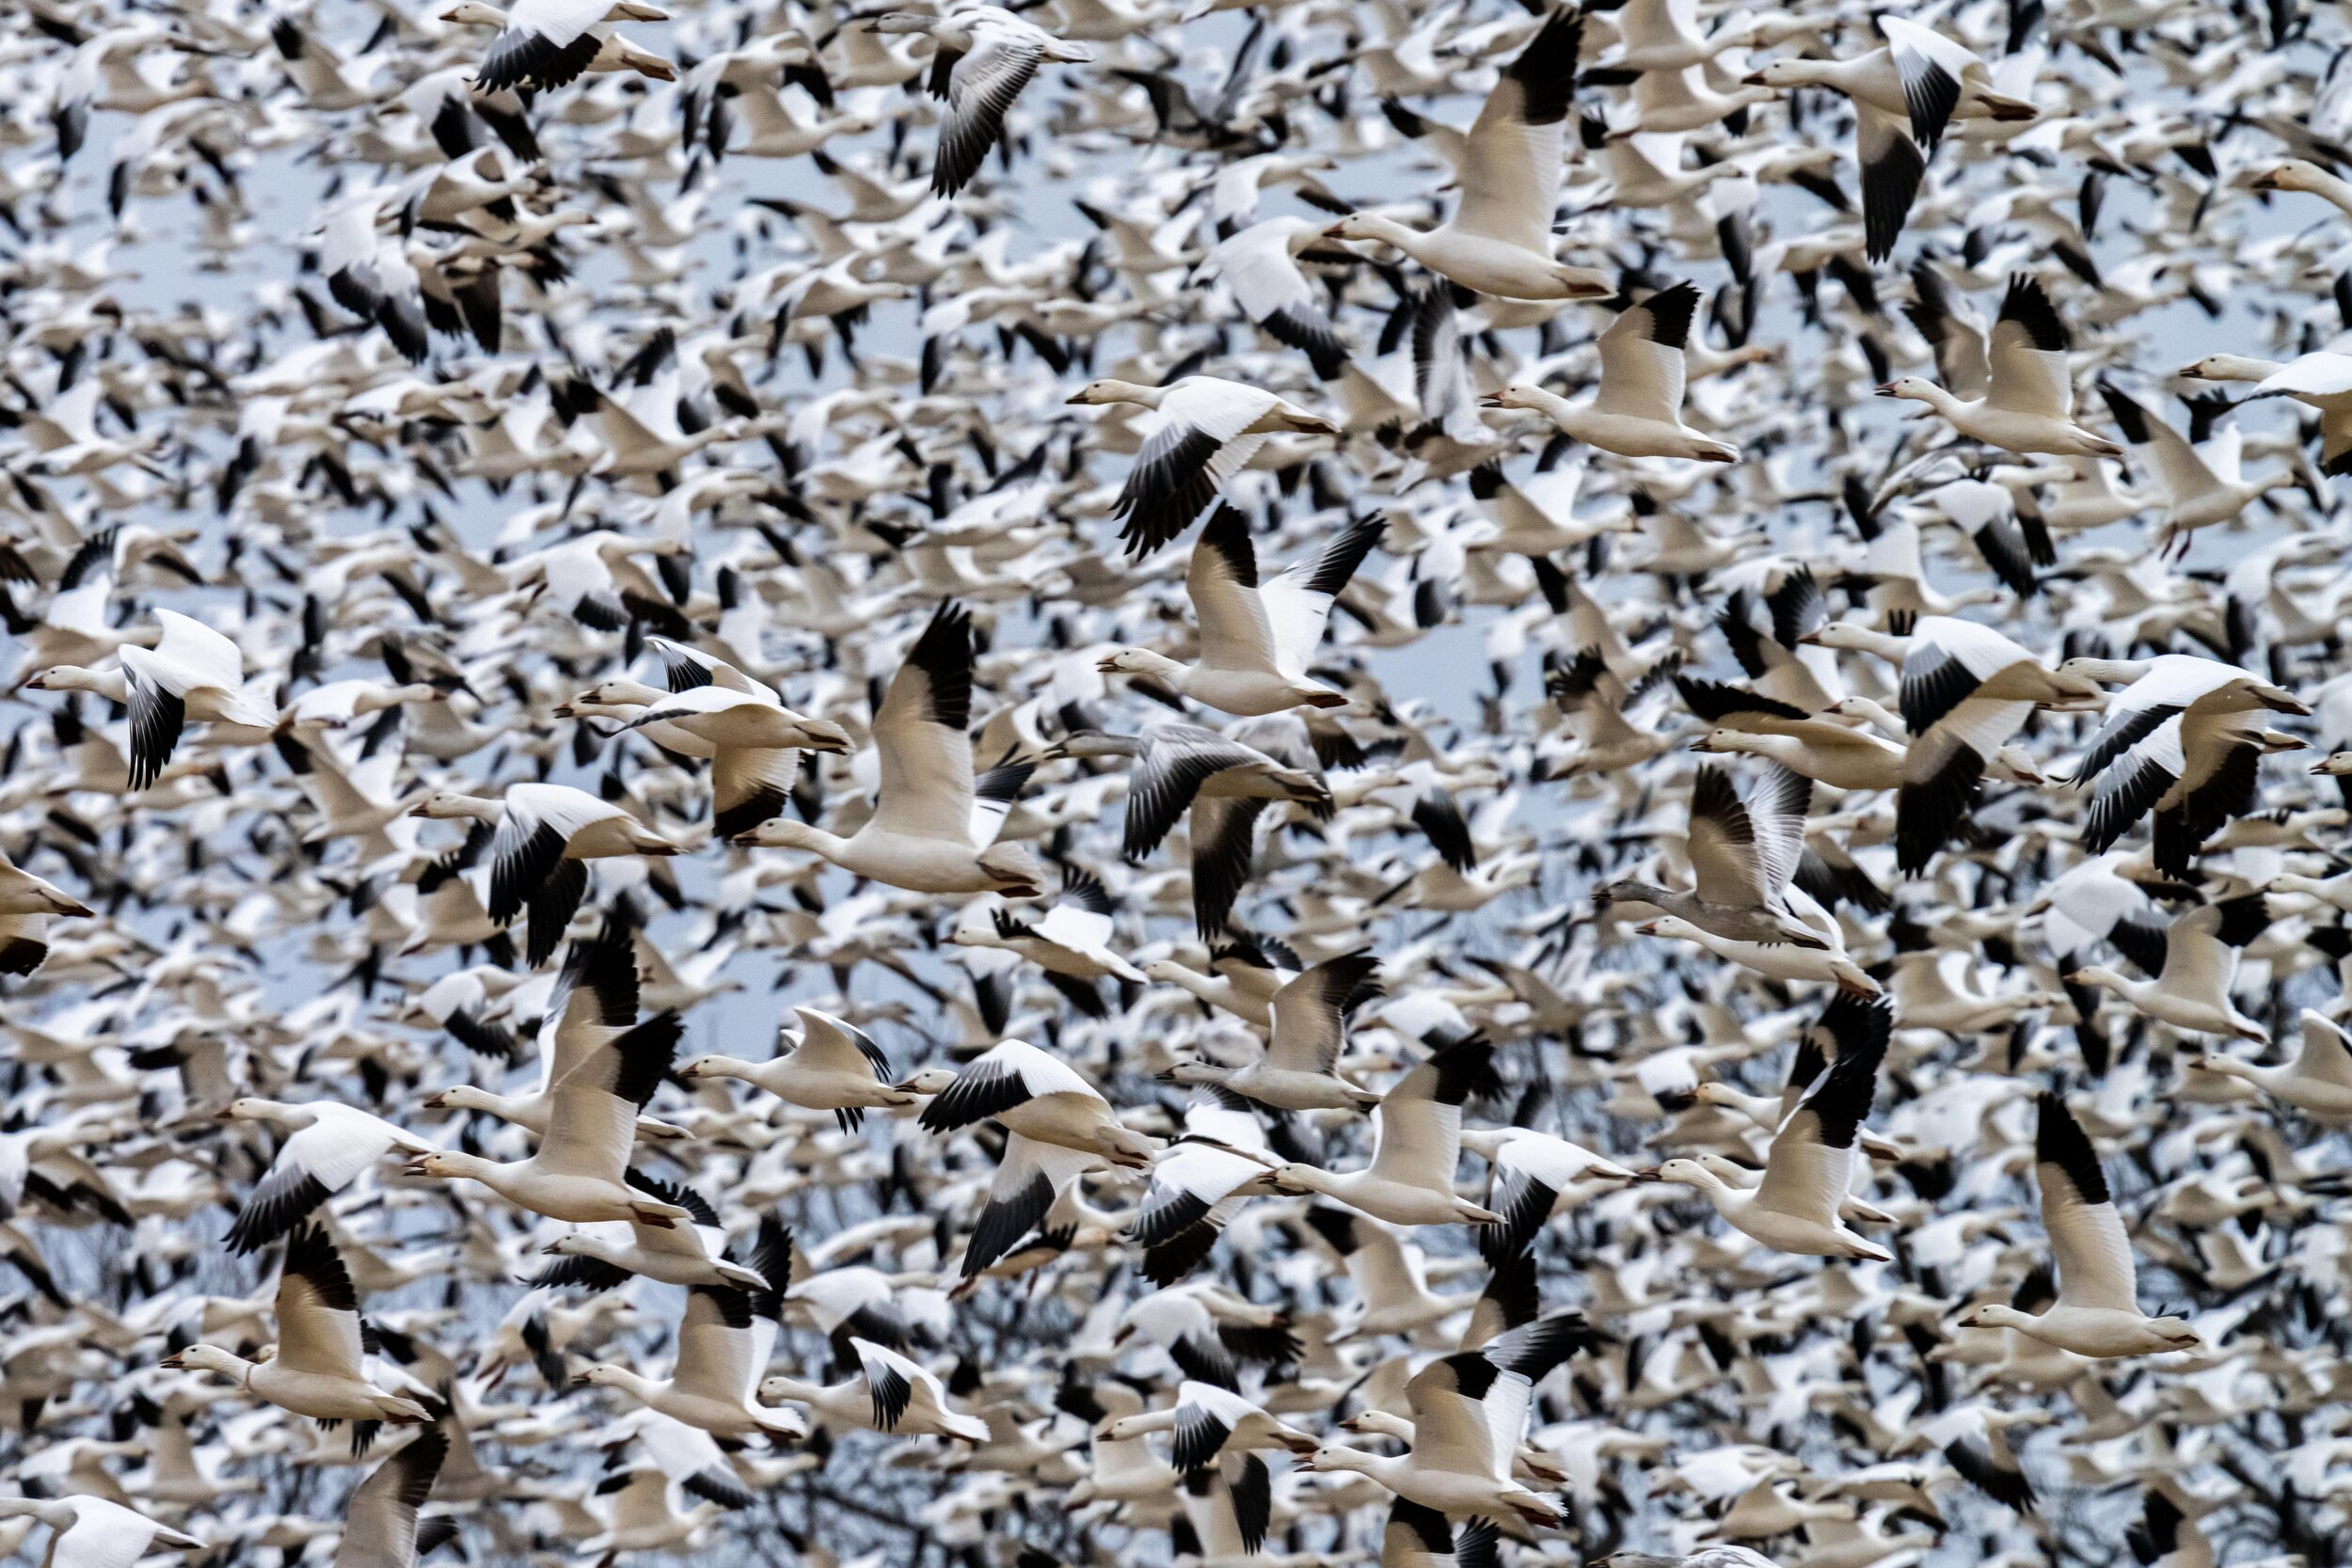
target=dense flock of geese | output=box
[13,0,2352,1566]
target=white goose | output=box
[29,609,277,790]
[1876,276,2121,457]
[413,784,681,967]
[1322,11,1610,303]
[2066,893,2271,1042]
[1097,507,1383,715]
[1161,949,1384,1112]
[0,1497,204,1568]
[1065,378,1343,557]
[1482,283,1740,463]
[1268,1038,1504,1226]
[1956,1096,2201,1357]
[758,1337,989,1443]
[2188,1008,2352,1124]
[158,1224,434,1442]
[679,1006,915,1131]
[216,1097,438,1254]
[736,602,1042,897]
[574,1233,807,1439]
[1648,994,1893,1262]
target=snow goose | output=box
[2180,350,2352,476]
[1465,1127,1637,1262]
[1876,277,2120,457]
[1207,218,1353,376]
[612,679,852,839]
[678,1006,914,1131]
[536,1177,771,1291]
[2078,711,2302,877]
[1746,20,2034,261]
[2066,893,2271,1042]
[1629,901,1875,996]
[1161,949,1383,1111]
[217,1098,438,1254]
[1126,1086,1284,1285]
[0,853,94,976]
[1305,1312,1587,1522]
[574,1233,806,1439]
[1303,1205,1474,1339]
[758,1337,988,1443]
[451,0,673,92]
[866,8,1095,195]
[1804,613,2098,873]
[2096,386,2296,553]
[158,1224,433,1446]
[1323,11,1610,303]
[412,784,681,968]
[1066,377,1343,558]
[736,602,1042,898]
[2063,654,2310,787]
[948,866,1147,1013]
[1045,721,1330,937]
[2187,1008,2352,1124]
[1482,284,1740,463]
[406,995,697,1227]
[1268,1037,1503,1227]
[27,609,277,790]
[1594,763,1823,949]
[421,925,687,1144]
[1647,994,1892,1262]
[914,1037,1158,1168]
[331,1428,448,1568]
[0,1497,204,1568]
[1956,1096,2201,1357]
[1098,508,1383,715]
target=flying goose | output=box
[1876,277,2121,457]
[29,609,277,790]
[1266,1038,1503,1227]
[1066,377,1344,558]
[159,1224,434,1447]
[1956,1096,2201,1357]
[867,8,1095,195]
[736,602,1042,897]
[412,784,682,968]
[1305,1313,1589,1523]
[1595,762,1823,949]
[451,0,672,92]
[330,1429,450,1568]
[2187,1008,2352,1124]
[1161,949,1383,1112]
[1097,507,1383,715]
[1747,20,2034,261]
[1045,721,1331,938]
[2066,893,2272,1042]
[1322,10,1611,302]
[758,1337,989,1443]
[406,990,698,1227]
[1647,994,1893,1262]
[678,1006,914,1131]
[1482,283,1740,464]
[217,1098,439,1254]
[0,1497,205,1568]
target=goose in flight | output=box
[1957,1096,2201,1357]
[1876,277,2121,458]
[1595,763,1823,949]
[449,0,673,92]
[406,987,699,1227]
[2187,1008,2352,1124]
[1163,949,1383,1112]
[759,1337,990,1443]
[867,8,1095,196]
[1267,1037,1503,1226]
[2066,893,2272,1042]
[1096,507,1383,715]
[1322,10,1611,302]
[736,602,1042,897]
[678,1006,914,1132]
[413,784,682,968]
[330,1429,450,1568]
[0,1497,205,1568]
[1305,1312,1590,1523]
[217,1098,439,1254]
[1067,378,1343,559]
[0,852,95,977]
[573,1225,806,1439]
[1046,721,1331,937]
[28,609,277,790]
[1648,994,1893,1262]
[1482,284,1740,464]
[159,1224,434,1448]
[1746,18,2034,261]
